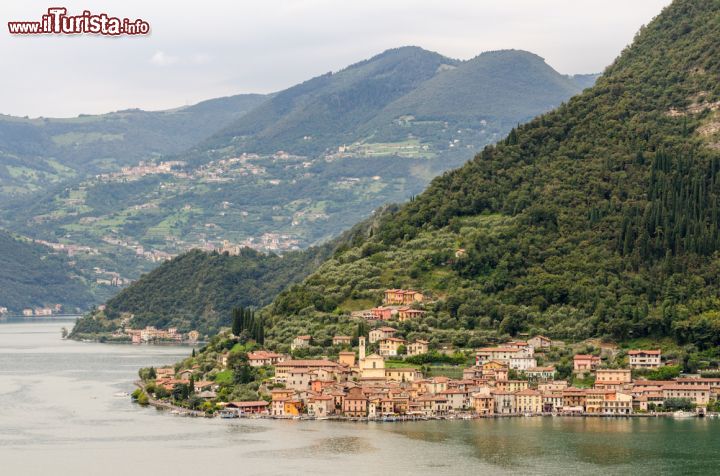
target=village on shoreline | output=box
[131,291,720,422]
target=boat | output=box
[672,410,695,419]
[113,392,129,398]
[218,410,238,419]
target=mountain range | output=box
[0,47,596,312]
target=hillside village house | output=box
[628,350,662,369]
[525,366,556,381]
[291,335,311,350]
[383,289,424,305]
[515,389,543,414]
[573,354,601,374]
[332,335,353,346]
[594,369,632,390]
[528,335,553,349]
[407,340,429,356]
[472,390,495,415]
[247,350,285,367]
[379,337,406,357]
[495,380,529,393]
[338,351,356,367]
[274,359,340,382]
[370,307,395,320]
[475,346,537,370]
[542,392,564,412]
[662,384,711,406]
[602,392,633,415]
[343,387,368,417]
[493,391,516,414]
[397,307,426,322]
[585,389,616,413]
[369,326,397,343]
[385,367,422,382]
[307,395,334,417]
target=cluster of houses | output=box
[124,326,200,344]
[204,336,720,418]
[350,289,427,322]
[20,305,62,317]
[290,328,428,357]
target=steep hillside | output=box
[0,93,266,197]
[0,231,95,313]
[262,0,720,353]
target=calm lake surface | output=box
[1,320,719,475]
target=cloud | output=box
[150,51,178,66]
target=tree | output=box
[172,383,190,401]
[663,398,695,412]
[138,366,156,381]
[232,308,242,337]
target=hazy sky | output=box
[1,0,671,118]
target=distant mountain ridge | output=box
[0,93,266,198]
[195,47,591,160]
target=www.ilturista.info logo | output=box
[8,8,150,36]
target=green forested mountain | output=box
[257,0,720,353]
[0,231,95,312]
[0,93,266,197]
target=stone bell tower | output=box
[359,336,366,363]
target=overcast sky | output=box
[1,0,671,118]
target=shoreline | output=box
[135,381,715,422]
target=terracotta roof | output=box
[663,384,711,391]
[627,349,661,355]
[276,359,338,367]
[478,347,519,352]
[228,401,269,407]
[248,351,283,359]
[515,389,541,396]
[675,378,720,383]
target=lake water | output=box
[1,320,719,475]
